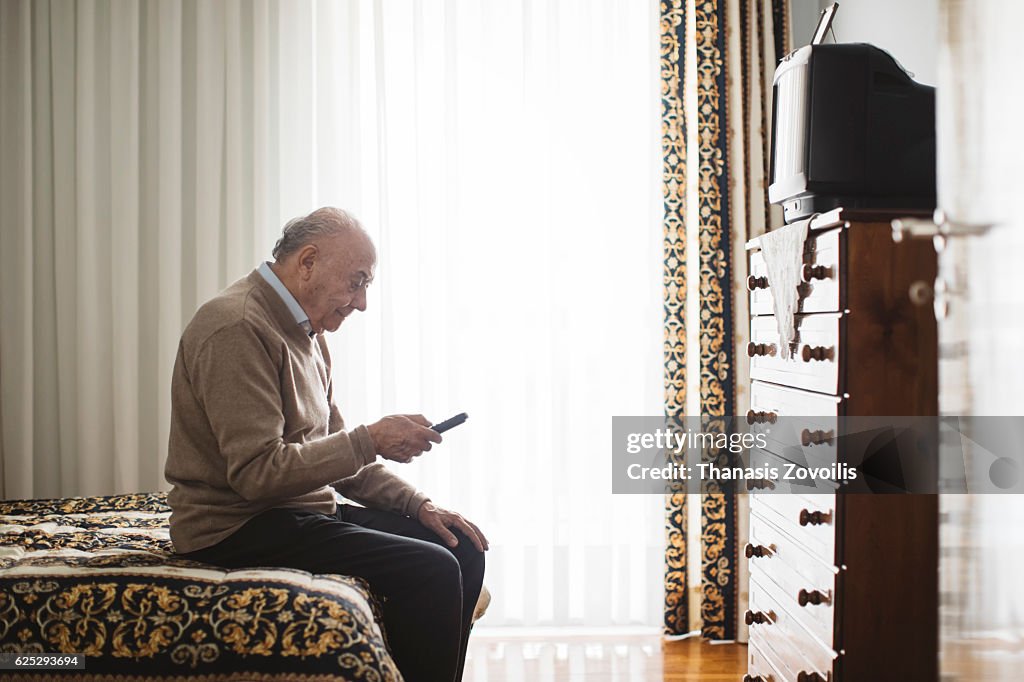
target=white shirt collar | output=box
[257,262,314,336]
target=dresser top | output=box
[746,207,933,251]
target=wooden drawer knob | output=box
[747,275,769,291]
[744,543,770,559]
[798,588,831,607]
[747,342,777,358]
[746,409,777,424]
[797,672,826,682]
[799,509,831,526]
[801,344,834,362]
[801,264,831,282]
[800,428,834,446]
[744,610,770,626]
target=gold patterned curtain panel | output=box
[661,0,789,640]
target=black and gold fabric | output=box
[661,0,690,639]
[661,0,789,640]
[0,492,401,681]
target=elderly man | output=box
[165,207,486,681]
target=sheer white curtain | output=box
[0,0,288,499]
[1,0,665,628]
[298,0,666,628]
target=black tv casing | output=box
[769,43,937,224]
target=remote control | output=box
[431,412,468,434]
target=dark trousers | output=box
[182,504,485,682]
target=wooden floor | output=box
[942,638,1024,681]
[463,631,1024,681]
[463,631,747,682]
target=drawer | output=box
[749,639,793,682]
[746,447,839,495]
[749,226,842,317]
[748,382,841,471]
[749,571,837,680]
[748,513,838,652]
[749,313,842,395]
[750,493,837,563]
[750,380,842,417]
[748,503,839,587]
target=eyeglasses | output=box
[348,274,373,293]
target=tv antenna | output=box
[811,2,839,45]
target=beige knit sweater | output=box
[165,270,428,554]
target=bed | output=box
[0,492,403,681]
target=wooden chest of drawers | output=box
[743,209,938,682]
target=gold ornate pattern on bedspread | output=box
[0,492,402,682]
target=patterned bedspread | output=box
[0,492,402,681]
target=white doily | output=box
[758,216,812,359]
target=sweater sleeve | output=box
[333,464,430,518]
[190,322,376,501]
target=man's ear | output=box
[297,244,318,280]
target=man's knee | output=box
[449,530,485,584]
[416,541,464,592]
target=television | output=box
[768,43,936,223]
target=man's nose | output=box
[352,287,368,312]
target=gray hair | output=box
[272,207,365,260]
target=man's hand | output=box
[417,501,489,552]
[366,414,442,463]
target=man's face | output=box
[301,233,375,334]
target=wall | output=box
[789,0,939,85]
[788,0,822,49]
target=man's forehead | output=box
[349,245,376,274]
[340,246,375,281]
